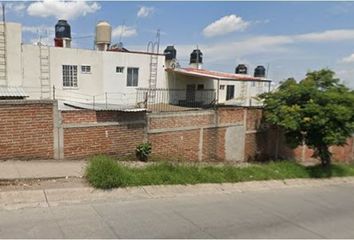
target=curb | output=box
[1,177,354,211]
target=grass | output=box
[85,155,354,189]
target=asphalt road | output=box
[1,183,354,238]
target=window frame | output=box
[126,67,139,87]
[116,66,124,73]
[81,65,91,74]
[62,65,78,88]
[197,84,204,90]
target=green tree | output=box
[259,69,354,167]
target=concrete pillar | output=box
[53,100,64,159]
[198,128,204,161]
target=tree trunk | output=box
[318,145,331,168]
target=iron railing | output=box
[136,88,216,112]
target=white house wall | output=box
[101,52,166,105]
[4,22,167,104]
[21,45,41,99]
[49,47,104,102]
[6,23,22,86]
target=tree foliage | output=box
[259,69,354,166]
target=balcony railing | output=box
[136,88,216,112]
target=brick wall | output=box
[147,108,245,162]
[0,100,352,162]
[0,100,54,159]
[62,110,145,159]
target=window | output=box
[127,67,139,87]
[219,85,225,90]
[116,66,124,73]
[81,65,91,74]
[197,84,204,90]
[62,65,78,88]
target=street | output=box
[1,182,354,238]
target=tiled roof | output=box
[0,86,28,97]
[166,67,271,81]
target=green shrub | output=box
[85,156,133,189]
[136,142,152,161]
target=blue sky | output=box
[5,1,354,87]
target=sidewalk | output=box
[1,177,354,211]
[0,160,86,180]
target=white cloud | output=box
[7,2,26,14]
[137,6,154,18]
[295,29,354,42]
[27,0,100,20]
[202,14,250,38]
[342,53,354,63]
[157,28,354,68]
[5,2,26,12]
[112,25,137,38]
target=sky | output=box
[4,1,354,88]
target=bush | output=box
[136,142,152,161]
[85,156,133,189]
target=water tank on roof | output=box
[190,49,203,64]
[164,46,177,60]
[254,65,266,78]
[235,64,247,74]
[55,20,71,39]
[95,21,112,51]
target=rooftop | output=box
[166,67,271,82]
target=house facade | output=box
[1,20,272,109]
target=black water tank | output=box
[190,49,203,64]
[55,20,71,39]
[254,65,266,77]
[235,64,247,74]
[164,46,177,60]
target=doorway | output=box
[186,84,196,102]
[226,85,235,100]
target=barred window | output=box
[81,65,91,74]
[63,65,78,87]
[127,67,139,87]
[116,66,124,73]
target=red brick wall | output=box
[62,110,146,124]
[1,101,352,163]
[246,108,263,131]
[148,111,215,130]
[218,107,244,124]
[149,130,200,161]
[243,108,266,161]
[267,129,353,163]
[331,138,353,163]
[0,101,54,160]
[61,110,97,124]
[202,127,226,161]
[64,125,144,159]
[62,110,145,159]
[147,107,243,162]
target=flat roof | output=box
[166,67,271,82]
